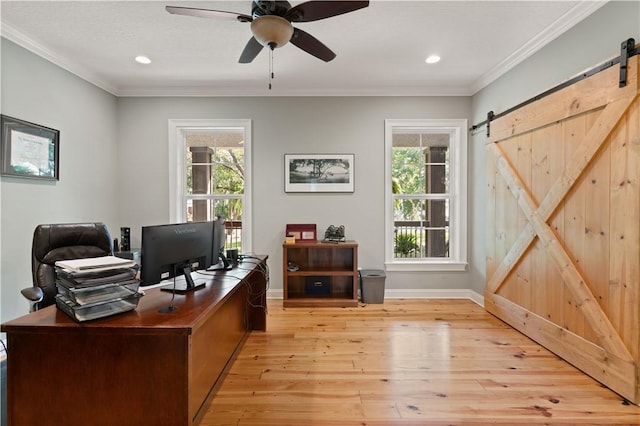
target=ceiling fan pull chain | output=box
[269,44,275,90]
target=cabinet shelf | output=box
[287,270,355,276]
[283,241,358,308]
[283,296,358,308]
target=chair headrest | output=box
[32,222,113,264]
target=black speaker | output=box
[120,227,130,251]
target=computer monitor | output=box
[210,217,232,271]
[140,221,214,293]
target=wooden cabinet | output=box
[283,241,358,307]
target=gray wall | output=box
[468,0,640,294]
[115,96,472,296]
[0,39,119,322]
[1,0,638,322]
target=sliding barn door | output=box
[485,55,640,403]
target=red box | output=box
[286,224,317,243]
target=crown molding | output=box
[115,84,473,97]
[1,22,118,95]
[469,0,608,95]
[2,1,606,98]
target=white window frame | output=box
[384,119,467,272]
[168,119,252,253]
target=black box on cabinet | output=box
[305,276,330,295]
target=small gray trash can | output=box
[359,269,386,304]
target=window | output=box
[384,119,467,271]
[169,119,252,252]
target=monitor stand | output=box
[161,265,206,294]
[208,253,233,271]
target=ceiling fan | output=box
[166,1,370,63]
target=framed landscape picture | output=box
[1,115,59,180]
[284,154,355,193]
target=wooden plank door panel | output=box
[485,55,640,403]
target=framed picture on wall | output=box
[284,153,355,193]
[1,115,60,180]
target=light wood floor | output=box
[200,299,640,425]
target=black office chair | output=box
[21,222,113,311]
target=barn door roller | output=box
[619,38,635,87]
[472,37,638,137]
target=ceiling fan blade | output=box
[290,28,336,62]
[165,6,252,23]
[239,37,265,63]
[285,1,369,22]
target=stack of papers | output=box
[55,255,136,273]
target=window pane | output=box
[425,146,449,194]
[188,198,243,222]
[385,119,467,268]
[393,199,424,258]
[392,146,425,194]
[187,198,243,250]
[185,131,245,196]
[425,199,449,258]
[392,131,450,195]
[213,199,242,250]
[394,198,423,222]
[213,198,243,222]
[392,132,425,194]
[211,148,244,195]
[425,199,448,228]
[393,198,449,259]
[174,120,251,254]
[425,228,449,258]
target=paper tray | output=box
[56,280,140,305]
[55,266,138,289]
[55,292,143,322]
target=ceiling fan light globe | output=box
[250,15,293,48]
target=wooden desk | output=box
[1,256,268,426]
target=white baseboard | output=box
[267,288,484,307]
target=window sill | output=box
[384,260,467,272]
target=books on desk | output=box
[54,257,143,322]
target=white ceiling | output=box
[0,1,606,97]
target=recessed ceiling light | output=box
[425,55,441,64]
[135,55,151,64]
